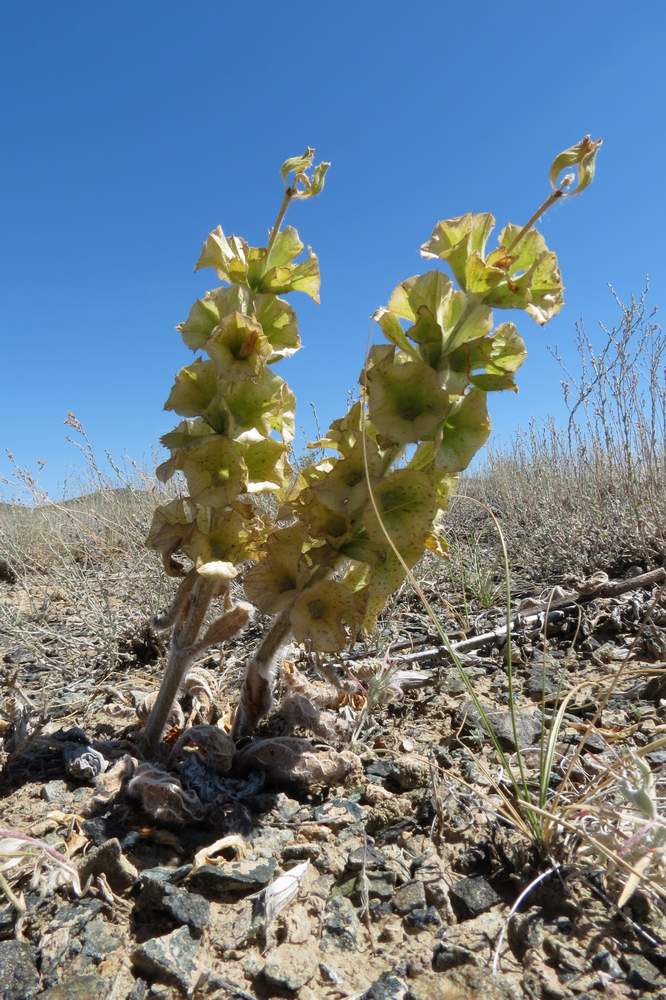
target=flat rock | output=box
[622,953,665,989]
[461,702,542,750]
[347,844,387,871]
[132,926,201,996]
[39,977,108,999]
[139,864,192,885]
[82,917,121,962]
[77,838,138,892]
[263,942,318,991]
[361,971,408,999]
[0,941,40,999]
[392,880,426,915]
[432,941,479,971]
[162,886,209,935]
[405,905,442,930]
[314,798,365,827]
[449,875,501,919]
[321,895,363,952]
[188,858,276,896]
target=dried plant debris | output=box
[0,828,83,912]
[126,761,205,824]
[234,736,363,788]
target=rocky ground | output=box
[1,562,666,1000]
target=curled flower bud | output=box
[549,135,603,195]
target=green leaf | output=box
[242,433,290,493]
[311,440,383,515]
[165,359,218,418]
[363,468,437,552]
[290,580,356,652]
[388,270,453,324]
[223,370,295,443]
[177,295,222,351]
[195,227,251,282]
[436,387,491,473]
[265,225,304,270]
[244,525,311,615]
[373,308,419,358]
[260,248,321,302]
[184,506,251,567]
[365,347,450,444]
[160,417,214,453]
[308,402,365,456]
[254,294,301,361]
[420,213,495,288]
[207,312,272,381]
[485,322,527,374]
[181,436,247,507]
[469,373,518,392]
[298,493,351,548]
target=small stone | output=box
[365,759,397,781]
[392,755,430,791]
[132,926,201,996]
[0,941,40,999]
[366,873,396,900]
[321,895,363,952]
[461,702,542,750]
[405,905,441,930]
[136,877,210,935]
[622,953,665,989]
[526,662,563,699]
[78,838,138,892]
[139,865,192,885]
[392,880,426,915]
[263,943,318,991]
[432,942,478,971]
[38,978,107,999]
[320,962,343,984]
[347,844,386,870]
[361,971,408,999]
[314,798,365,827]
[42,779,68,803]
[592,947,623,978]
[449,876,501,919]
[188,858,276,896]
[274,792,305,820]
[242,953,265,979]
[161,886,210,934]
[283,843,322,862]
[82,918,121,962]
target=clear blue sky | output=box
[2,2,664,499]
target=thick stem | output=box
[142,577,214,754]
[232,610,292,740]
[266,189,293,254]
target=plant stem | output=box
[231,610,292,739]
[266,188,294,255]
[142,576,214,754]
[505,183,568,255]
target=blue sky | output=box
[2,2,664,499]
